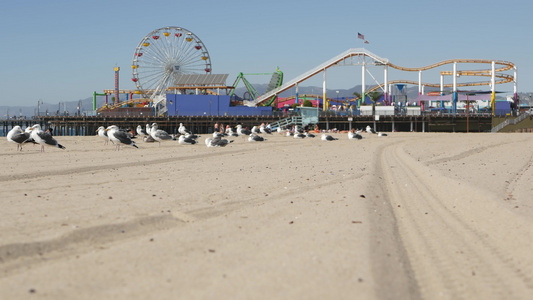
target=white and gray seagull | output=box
[178,134,198,145]
[236,124,252,136]
[29,124,66,152]
[321,134,338,141]
[137,125,148,137]
[105,125,138,151]
[348,131,363,140]
[178,123,192,135]
[205,136,233,147]
[96,126,111,145]
[7,125,33,151]
[150,123,174,146]
[248,133,266,142]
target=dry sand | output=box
[1,131,533,299]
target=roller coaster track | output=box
[252,48,515,106]
[97,98,151,112]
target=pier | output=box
[1,113,496,137]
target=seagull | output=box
[205,136,233,147]
[285,131,293,137]
[321,134,338,141]
[178,134,198,145]
[277,127,286,135]
[305,132,316,138]
[178,123,192,135]
[260,124,272,134]
[145,123,152,136]
[96,126,111,145]
[7,125,32,151]
[185,133,201,140]
[137,125,148,137]
[29,124,66,152]
[236,124,252,136]
[213,132,225,138]
[227,127,239,137]
[348,131,363,140]
[248,133,265,142]
[150,123,173,146]
[293,132,306,139]
[366,125,376,134]
[105,125,138,151]
[251,126,261,134]
[143,135,156,143]
[378,132,388,137]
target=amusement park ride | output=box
[95,26,517,117]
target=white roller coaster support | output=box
[418,70,422,95]
[384,66,389,104]
[453,62,457,92]
[323,69,327,110]
[362,62,366,99]
[491,61,496,93]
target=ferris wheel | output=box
[131,26,212,100]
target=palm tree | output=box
[368,91,383,116]
[352,92,361,106]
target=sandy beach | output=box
[1,131,533,299]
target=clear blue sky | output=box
[1,0,532,107]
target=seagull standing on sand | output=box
[145,123,152,136]
[96,126,111,145]
[29,124,66,152]
[321,134,338,141]
[150,123,174,146]
[7,126,32,151]
[137,125,148,137]
[251,126,261,134]
[236,124,252,136]
[260,124,272,134]
[227,127,239,137]
[105,125,138,151]
[178,123,192,135]
[366,125,376,134]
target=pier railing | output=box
[491,111,531,132]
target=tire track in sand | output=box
[378,141,533,299]
[0,167,368,277]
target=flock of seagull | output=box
[6,124,65,152]
[6,122,387,152]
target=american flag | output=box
[357,32,365,40]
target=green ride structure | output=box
[229,68,283,106]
